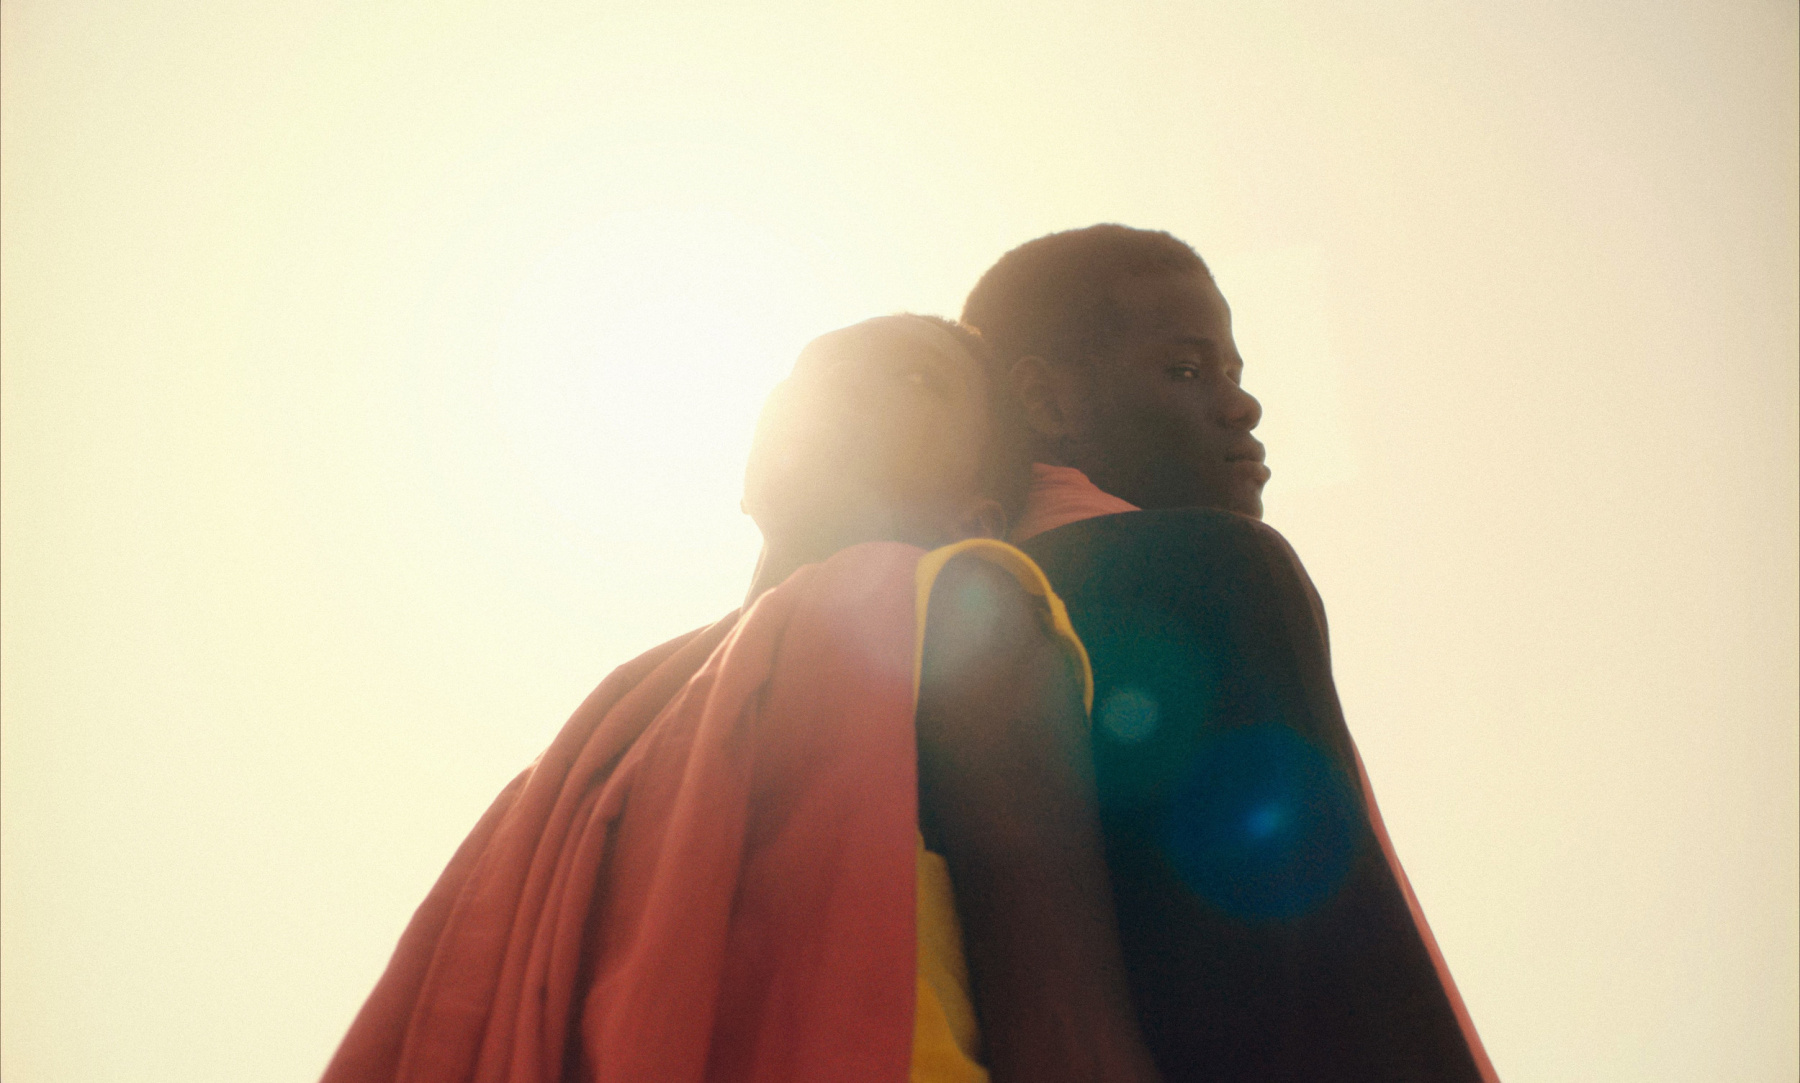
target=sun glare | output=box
[487,208,860,564]
[3,3,1794,1081]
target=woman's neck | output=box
[744,543,813,607]
[744,522,881,607]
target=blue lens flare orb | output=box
[1097,687,1161,744]
[1160,723,1360,921]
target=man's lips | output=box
[1229,459,1273,484]
[1225,443,1271,484]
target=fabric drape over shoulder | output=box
[323,543,930,1083]
[1020,509,1498,1082]
[1008,464,1139,544]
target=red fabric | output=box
[1008,464,1138,544]
[323,543,926,1083]
[1350,747,1500,1083]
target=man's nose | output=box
[1224,382,1262,431]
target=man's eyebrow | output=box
[1168,334,1220,355]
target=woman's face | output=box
[743,317,994,550]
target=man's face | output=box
[1069,271,1268,517]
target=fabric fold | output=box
[324,544,928,1083]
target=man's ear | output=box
[1009,355,1090,441]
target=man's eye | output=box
[1168,364,1202,381]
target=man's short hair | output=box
[960,224,1212,372]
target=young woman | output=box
[322,315,1160,1083]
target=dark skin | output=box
[1009,271,1269,517]
[745,317,1161,1083]
[917,557,1161,1083]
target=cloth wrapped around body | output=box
[321,539,1089,1083]
[1020,508,1498,1083]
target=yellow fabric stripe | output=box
[911,841,989,1083]
[911,537,1094,714]
[908,538,1094,1083]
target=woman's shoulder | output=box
[926,547,1044,654]
[921,540,1052,648]
[916,539,1090,710]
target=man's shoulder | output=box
[1018,507,1299,571]
[1014,507,1328,652]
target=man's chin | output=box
[1192,480,1264,519]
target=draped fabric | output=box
[1020,509,1499,1083]
[1008,464,1139,544]
[322,543,927,1083]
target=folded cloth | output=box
[1008,464,1138,544]
[322,538,1095,1083]
[323,544,925,1083]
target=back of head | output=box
[914,316,1033,525]
[742,314,1031,557]
[960,224,1211,373]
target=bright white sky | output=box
[3,3,1796,1081]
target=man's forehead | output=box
[1109,271,1231,338]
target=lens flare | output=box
[1161,723,1360,921]
[1097,687,1160,744]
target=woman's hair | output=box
[900,314,1034,525]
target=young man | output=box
[964,224,1268,523]
[963,225,1499,1082]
